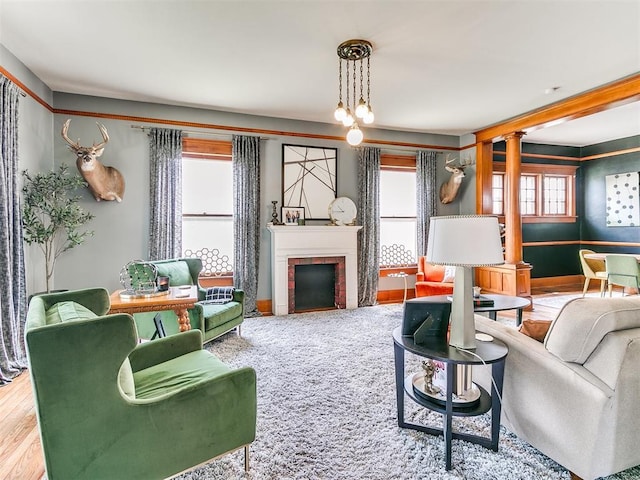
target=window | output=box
[181,139,234,276]
[520,174,537,215]
[379,155,417,267]
[544,175,568,215]
[491,163,577,223]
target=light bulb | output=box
[342,110,354,127]
[346,124,364,146]
[363,108,375,124]
[334,102,346,122]
[355,98,368,118]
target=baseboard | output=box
[530,275,583,288]
[377,289,415,304]
[257,278,584,314]
[256,299,272,315]
[256,290,412,314]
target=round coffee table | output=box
[409,294,531,326]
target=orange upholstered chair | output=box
[415,256,455,297]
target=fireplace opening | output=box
[294,264,335,312]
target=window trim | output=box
[379,154,418,269]
[492,162,578,224]
[182,137,232,160]
[181,138,234,279]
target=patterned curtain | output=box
[416,150,438,257]
[232,135,261,317]
[148,128,183,260]
[0,75,27,384]
[357,146,380,307]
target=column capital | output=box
[503,131,526,141]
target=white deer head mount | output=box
[439,154,473,204]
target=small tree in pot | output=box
[22,164,94,292]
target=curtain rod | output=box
[130,124,270,140]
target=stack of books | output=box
[447,295,495,307]
[473,295,494,307]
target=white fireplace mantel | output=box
[267,225,362,315]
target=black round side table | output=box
[392,326,508,470]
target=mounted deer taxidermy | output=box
[439,154,472,204]
[61,119,125,202]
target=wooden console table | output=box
[108,287,198,332]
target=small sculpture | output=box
[270,200,284,225]
[421,360,442,395]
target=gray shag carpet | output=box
[177,304,640,480]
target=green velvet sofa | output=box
[25,288,256,480]
[134,258,245,344]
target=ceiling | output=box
[1,0,639,147]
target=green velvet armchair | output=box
[25,288,256,480]
[133,258,245,343]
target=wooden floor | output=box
[0,283,585,480]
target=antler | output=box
[444,153,459,165]
[61,120,109,150]
[93,123,109,149]
[61,119,80,149]
[444,154,462,172]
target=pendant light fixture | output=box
[334,39,373,146]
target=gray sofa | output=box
[473,296,640,480]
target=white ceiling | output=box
[1,0,639,147]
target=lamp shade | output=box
[426,215,504,267]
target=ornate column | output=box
[474,133,532,304]
[504,132,525,264]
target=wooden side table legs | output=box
[175,307,192,332]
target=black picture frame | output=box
[282,144,337,220]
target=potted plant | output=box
[22,164,94,292]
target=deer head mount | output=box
[61,120,125,202]
[439,154,473,204]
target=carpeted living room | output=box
[1,1,640,480]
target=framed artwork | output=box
[282,144,337,220]
[606,172,639,227]
[281,206,305,226]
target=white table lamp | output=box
[426,215,504,349]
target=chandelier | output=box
[333,39,374,146]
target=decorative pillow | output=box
[423,262,445,282]
[518,320,552,342]
[442,265,456,283]
[154,261,194,286]
[45,301,98,325]
[202,286,235,304]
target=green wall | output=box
[495,137,640,279]
[581,136,640,245]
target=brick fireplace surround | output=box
[267,225,362,316]
[288,256,346,313]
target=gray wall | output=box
[3,45,472,300]
[1,44,54,295]
[49,93,462,300]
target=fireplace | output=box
[267,225,361,315]
[288,256,346,313]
